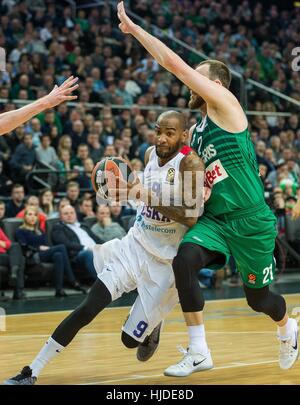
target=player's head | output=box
[155,111,187,159]
[188,60,232,109]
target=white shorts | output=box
[93,230,178,342]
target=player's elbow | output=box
[165,56,186,78]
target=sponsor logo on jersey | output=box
[166,167,175,184]
[248,273,256,285]
[201,144,217,163]
[205,159,228,187]
[140,205,171,222]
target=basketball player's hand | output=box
[117,1,137,34]
[291,200,300,220]
[107,172,143,202]
[45,76,79,108]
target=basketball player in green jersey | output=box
[117,2,298,376]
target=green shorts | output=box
[181,201,277,289]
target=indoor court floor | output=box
[1,293,300,385]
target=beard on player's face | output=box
[156,139,181,159]
[188,91,205,109]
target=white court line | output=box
[0,331,276,339]
[80,359,278,385]
[6,293,300,317]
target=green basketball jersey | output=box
[191,115,265,216]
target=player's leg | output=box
[165,243,222,376]
[4,279,112,385]
[121,253,178,360]
[121,295,163,357]
[243,280,298,370]
[165,218,229,377]
[228,210,298,370]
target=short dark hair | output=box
[158,110,187,131]
[0,200,5,207]
[197,59,232,89]
[11,184,24,192]
[79,196,92,206]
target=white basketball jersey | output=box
[130,146,191,260]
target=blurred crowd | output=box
[0,0,299,296]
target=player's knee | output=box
[246,296,264,313]
[245,285,270,313]
[173,244,201,283]
[121,331,139,348]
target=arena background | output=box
[0,0,299,386]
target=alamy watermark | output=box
[0,48,6,71]
[94,163,206,218]
[0,307,6,331]
[291,47,300,72]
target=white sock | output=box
[188,325,209,354]
[278,318,297,340]
[30,337,65,377]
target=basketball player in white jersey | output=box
[4,111,206,385]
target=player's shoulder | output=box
[179,147,204,171]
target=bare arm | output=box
[0,76,78,136]
[109,148,206,227]
[117,2,243,123]
[145,151,205,227]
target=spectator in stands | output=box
[51,198,71,219]
[138,129,156,163]
[0,224,25,300]
[16,207,84,297]
[78,158,94,192]
[103,145,117,157]
[6,184,25,218]
[39,189,55,218]
[57,135,73,157]
[16,195,47,232]
[35,134,58,166]
[51,205,102,280]
[7,125,26,152]
[71,143,90,171]
[87,133,104,163]
[109,201,127,226]
[130,158,144,172]
[91,205,126,242]
[70,120,87,152]
[9,133,36,183]
[55,148,77,186]
[0,158,13,197]
[27,118,42,147]
[66,181,80,210]
[77,197,95,222]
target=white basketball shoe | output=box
[278,318,299,370]
[164,346,213,377]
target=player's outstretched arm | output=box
[0,76,79,136]
[117,1,235,110]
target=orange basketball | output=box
[91,156,133,199]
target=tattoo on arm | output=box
[142,151,205,227]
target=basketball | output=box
[91,156,133,199]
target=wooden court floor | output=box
[1,294,300,385]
